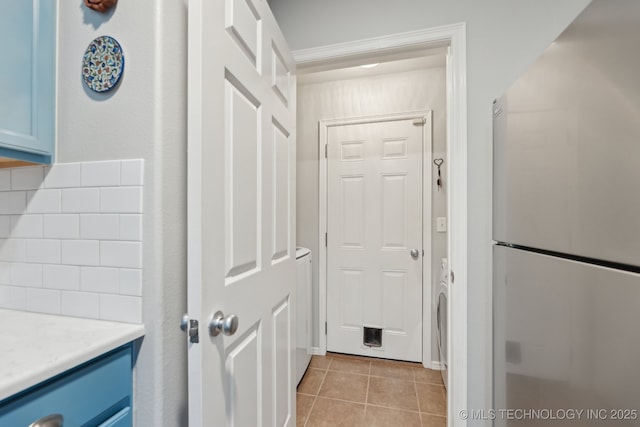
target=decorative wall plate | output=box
[82,35,124,93]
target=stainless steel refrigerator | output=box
[493,1,640,425]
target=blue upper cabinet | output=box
[0,0,55,165]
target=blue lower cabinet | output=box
[0,345,133,427]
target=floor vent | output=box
[363,327,382,348]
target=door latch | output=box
[180,314,199,343]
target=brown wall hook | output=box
[84,0,118,13]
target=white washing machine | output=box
[437,258,448,389]
[295,247,312,385]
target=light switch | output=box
[437,217,447,232]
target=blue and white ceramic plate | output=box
[82,35,124,93]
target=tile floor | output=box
[297,352,447,427]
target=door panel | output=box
[225,78,261,280]
[272,121,290,262]
[226,325,261,427]
[326,118,426,362]
[272,298,292,426]
[188,0,296,425]
[382,174,408,248]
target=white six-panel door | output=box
[187,0,296,425]
[326,117,426,362]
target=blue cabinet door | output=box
[0,346,133,427]
[0,0,55,164]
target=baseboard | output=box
[310,347,325,356]
[430,360,445,371]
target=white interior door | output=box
[187,0,297,425]
[326,117,426,362]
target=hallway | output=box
[296,353,447,426]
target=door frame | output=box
[292,23,467,426]
[319,110,433,364]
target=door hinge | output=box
[325,144,328,158]
[325,232,327,247]
[422,249,425,257]
[413,118,426,126]
[325,321,327,335]
[451,270,455,284]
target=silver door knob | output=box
[209,311,239,337]
[410,249,420,259]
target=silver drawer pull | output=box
[29,414,63,427]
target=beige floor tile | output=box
[370,360,414,380]
[421,414,447,427]
[306,397,366,427]
[297,368,326,396]
[416,382,447,416]
[363,405,422,427]
[367,376,419,412]
[297,393,315,427]
[298,353,448,426]
[318,371,368,403]
[413,367,444,385]
[329,356,370,375]
[309,355,332,370]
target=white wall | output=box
[297,66,447,362]
[272,0,591,421]
[57,1,187,425]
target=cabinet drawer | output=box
[0,346,132,427]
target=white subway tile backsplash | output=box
[8,192,27,214]
[0,285,26,310]
[61,291,99,318]
[62,188,99,213]
[43,214,79,239]
[100,241,141,268]
[26,288,60,315]
[44,163,81,188]
[119,215,141,241]
[80,214,119,240]
[0,170,11,191]
[0,160,143,323]
[0,192,25,215]
[119,269,142,296]
[121,160,144,186]
[100,187,142,213]
[81,161,120,187]
[43,264,80,290]
[27,189,61,213]
[61,240,99,266]
[0,239,26,262]
[10,215,43,238]
[0,216,10,238]
[0,193,8,214]
[11,263,42,287]
[100,294,141,323]
[11,167,43,191]
[26,239,60,264]
[0,262,10,284]
[80,266,119,293]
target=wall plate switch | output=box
[437,217,447,232]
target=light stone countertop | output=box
[0,309,145,402]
